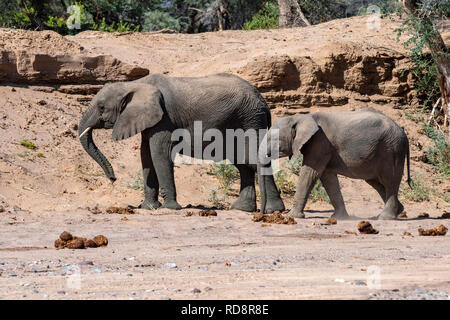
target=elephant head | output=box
[78,82,164,182]
[267,114,319,160]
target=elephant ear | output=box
[291,114,319,160]
[112,84,164,141]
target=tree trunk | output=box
[277,0,310,28]
[216,0,230,31]
[399,0,450,132]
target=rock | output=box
[92,235,108,247]
[252,211,296,225]
[0,205,4,213]
[66,238,85,249]
[192,288,201,294]
[0,51,149,85]
[198,209,217,216]
[237,42,412,110]
[357,221,379,234]
[59,231,73,242]
[322,217,337,225]
[417,212,429,219]
[418,225,448,236]
[84,239,98,248]
[166,263,177,269]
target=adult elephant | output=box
[78,73,285,213]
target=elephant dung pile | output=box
[54,231,108,249]
[106,206,136,215]
[357,221,379,235]
[252,211,296,225]
[418,225,448,236]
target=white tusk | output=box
[79,127,92,138]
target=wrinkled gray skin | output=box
[79,73,285,213]
[266,108,410,220]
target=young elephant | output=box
[267,108,410,220]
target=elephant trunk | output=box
[78,105,116,182]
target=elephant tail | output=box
[406,136,411,188]
[258,165,267,214]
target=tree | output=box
[277,0,310,28]
[399,0,450,133]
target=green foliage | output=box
[207,161,239,193]
[285,155,303,176]
[243,1,279,30]
[309,180,330,203]
[395,0,449,109]
[20,140,36,150]
[92,17,140,33]
[207,187,227,209]
[128,171,144,191]
[275,169,296,195]
[357,0,402,17]
[422,124,450,177]
[400,173,431,202]
[142,10,181,32]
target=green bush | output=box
[400,173,432,202]
[92,17,140,33]
[422,125,450,177]
[142,10,181,32]
[243,1,279,30]
[285,155,303,176]
[309,180,330,203]
[208,188,227,210]
[207,161,240,193]
[275,169,296,195]
[20,140,36,150]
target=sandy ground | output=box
[0,15,449,300]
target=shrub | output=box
[275,169,296,195]
[400,173,432,202]
[208,188,227,210]
[243,1,279,30]
[142,10,181,32]
[207,161,240,193]
[309,180,330,203]
[422,125,450,177]
[20,140,36,150]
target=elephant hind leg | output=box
[377,164,404,220]
[366,178,404,215]
[230,164,257,212]
[321,171,349,219]
[365,179,386,203]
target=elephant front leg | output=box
[320,171,349,219]
[289,165,321,218]
[139,134,161,210]
[149,133,182,210]
[230,164,257,212]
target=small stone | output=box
[84,239,98,248]
[59,231,73,241]
[357,221,379,234]
[192,288,201,294]
[92,235,108,247]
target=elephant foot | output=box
[161,200,182,210]
[138,199,162,210]
[264,197,286,214]
[377,211,397,220]
[288,208,305,219]
[397,202,405,215]
[331,209,350,220]
[230,198,256,212]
